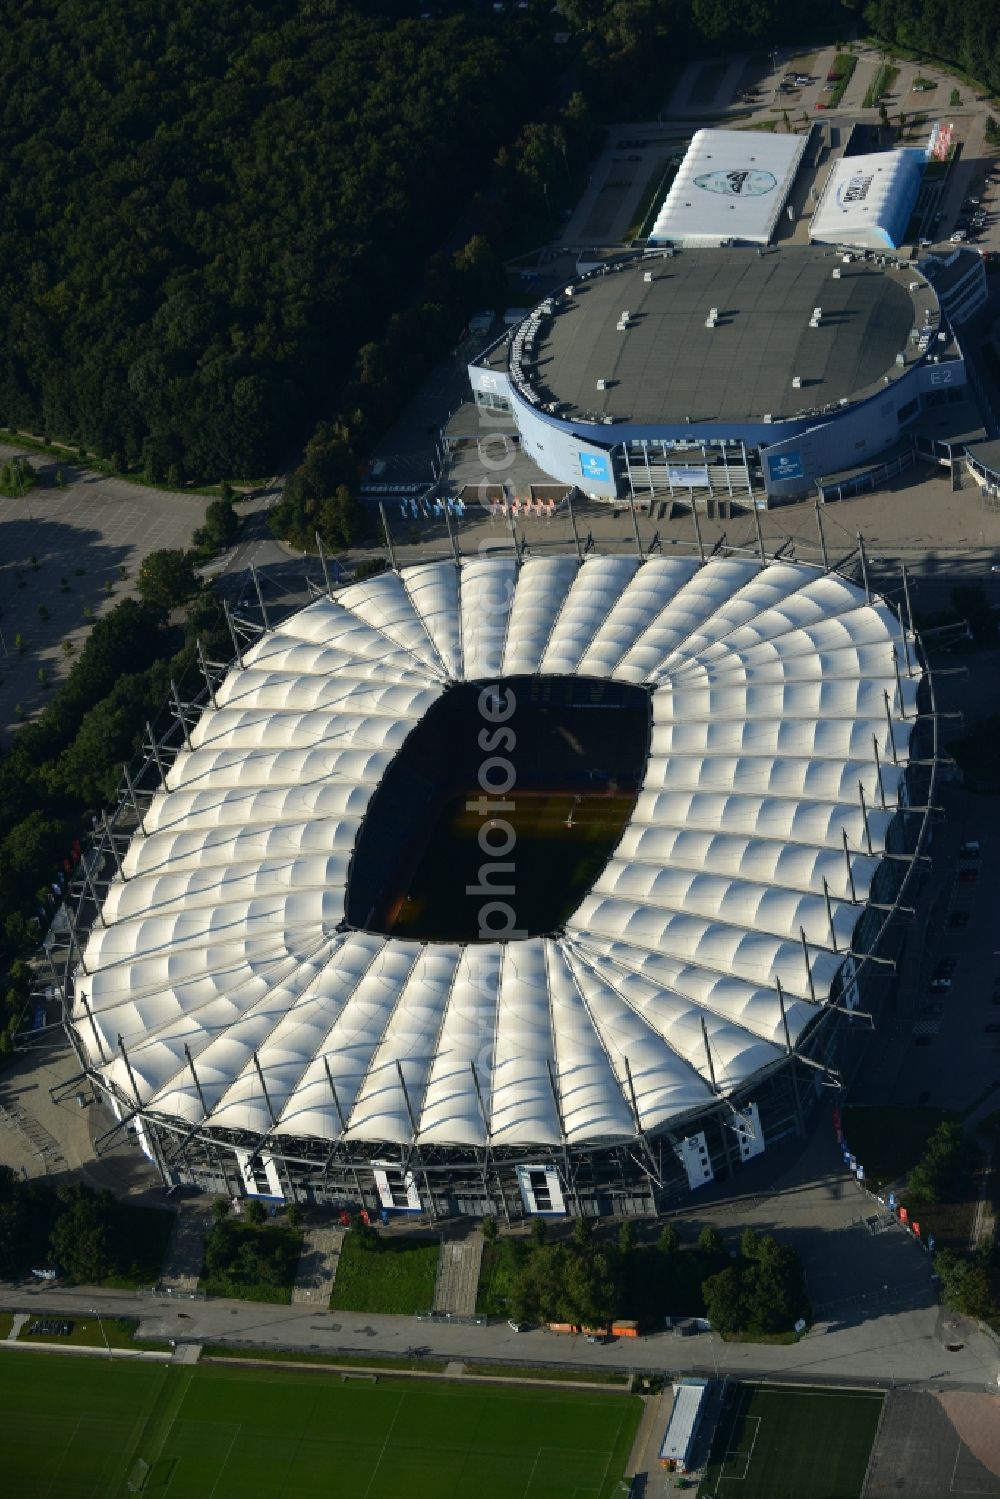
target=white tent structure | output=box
[809,149,924,251]
[73,555,925,1209]
[649,128,807,248]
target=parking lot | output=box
[0,450,207,735]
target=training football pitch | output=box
[698,1382,883,1499]
[0,1353,640,1498]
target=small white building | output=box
[649,128,807,248]
[659,1378,710,1473]
[809,149,924,250]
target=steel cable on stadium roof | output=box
[74,553,926,1151]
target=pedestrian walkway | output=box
[158,1206,211,1294]
[432,1232,483,1316]
[290,1226,345,1307]
[0,1096,65,1174]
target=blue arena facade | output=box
[470,245,967,505]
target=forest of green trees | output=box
[0,2,559,484]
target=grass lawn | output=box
[863,63,900,109]
[842,1104,948,1190]
[464,1362,630,1386]
[203,1346,448,1373]
[828,53,857,108]
[330,1232,439,1315]
[0,1352,640,1498]
[699,1383,883,1499]
[16,1313,172,1351]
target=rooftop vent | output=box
[643,271,653,283]
[832,268,842,279]
[791,376,803,388]
[596,378,607,390]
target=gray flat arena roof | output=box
[530,249,923,424]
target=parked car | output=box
[930,977,952,991]
[959,868,979,883]
[959,840,981,857]
[948,911,971,928]
[985,1023,1000,1034]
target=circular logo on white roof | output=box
[695,169,777,197]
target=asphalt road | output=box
[1,1277,996,1392]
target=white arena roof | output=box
[76,556,919,1151]
[649,128,807,248]
[809,148,924,251]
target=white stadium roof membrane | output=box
[77,557,919,1152]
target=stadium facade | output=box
[470,128,967,505]
[56,554,935,1220]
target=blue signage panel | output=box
[579,451,611,483]
[767,450,804,482]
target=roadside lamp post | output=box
[91,1306,111,1360]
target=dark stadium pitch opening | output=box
[346,677,651,942]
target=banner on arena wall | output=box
[579,451,611,483]
[767,450,804,482]
[667,464,710,486]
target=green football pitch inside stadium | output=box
[0,1353,641,1498]
[699,1382,884,1499]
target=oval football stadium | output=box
[69,555,933,1218]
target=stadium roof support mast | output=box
[470,1060,510,1225]
[117,1033,171,1188]
[196,639,217,709]
[250,562,270,631]
[775,977,805,1136]
[322,1056,365,1204]
[690,494,706,564]
[144,722,168,790]
[822,877,838,952]
[315,531,334,596]
[751,493,766,562]
[223,598,244,668]
[622,1053,663,1188]
[169,679,192,752]
[379,502,400,572]
[884,690,898,764]
[872,735,887,811]
[395,1059,437,1221]
[565,489,584,563]
[842,828,859,903]
[102,811,125,880]
[438,495,460,567]
[857,532,871,604]
[815,502,829,570]
[858,779,874,855]
[78,986,108,1065]
[545,1058,584,1217]
[799,927,817,1005]
[253,1049,297,1201]
[121,761,146,836]
[626,493,643,559]
[698,1020,736,1177]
